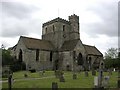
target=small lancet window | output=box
[53,25,55,32]
[36,49,39,61]
[45,27,47,33]
[63,25,65,31]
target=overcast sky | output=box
[0,0,119,55]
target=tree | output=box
[2,47,26,72]
[104,48,118,59]
[2,49,14,66]
[104,48,120,69]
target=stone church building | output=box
[10,14,103,71]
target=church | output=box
[10,14,103,71]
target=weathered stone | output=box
[92,70,96,76]
[73,73,77,79]
[85,71,88,77]
[8,74,12,90]
[59,75,65,82]
[102,76,110,88]
[94,76,99,87]
[52,82,58,90]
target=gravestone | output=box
[59,74,65,82]
[8,74,12,90]
[108,69,112,75]
[42,70,45,75]
[52,82,58,90]
[85,71,88,77]
[102,76,110,88]
[59,71,65,82]
[55,70,60,78]
[73,73,77,79]
[94,76,98,87]
[92,70,96,76]
[118,70,120,88]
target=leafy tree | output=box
[2,47,26,72]
[104,48,118,59]
[104,48,120,69]
[2,49,14,66]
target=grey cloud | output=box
[1,2,41,38]
[84,1,118,37]
[1,2,38,19]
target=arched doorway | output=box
[77,53,83,65]
[19,49,23,62]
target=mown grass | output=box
[2,71,118,88]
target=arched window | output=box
[53,25,55,32]
[50,51,53,62]
[63,25,65,31]
[36,49,39,61]
[45,27,47,33]
[19,49,23,62]
[77,53,83,65]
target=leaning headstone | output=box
[108,69,112,75]
[59,72,65,82]
[42,70,45,76]
[102,76,110,88]
[85,71,88,77]
[59,75,65,82]
[55,70,60,78]
[92,70,96,76]
[8,74,12,90]
[52,82,58,90]
[94,76,98,88]
[73,73,77,79]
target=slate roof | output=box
[83,44,103,56]
[60,39,79,51]
[20,36,54,50]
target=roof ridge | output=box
[83,44,94,47]
[20,36,51,42]
[43,17,70,27]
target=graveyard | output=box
[2,70,118,89]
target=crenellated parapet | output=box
[43,17,70,27]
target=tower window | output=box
[50,51,53,62]
[45,27,47,33]
[36,49,39,61]
[63,25,65,31]
[53,25,55,32]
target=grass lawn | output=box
[2,71,118,88]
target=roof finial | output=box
[58,8,59,17]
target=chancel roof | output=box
[20,36,54,50]
[83,44,103,56]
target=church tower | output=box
[42,14,80,49]
[42,17,70,49]
[69,14,80,40]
